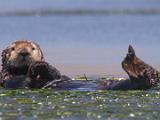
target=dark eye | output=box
[32,47,36,51]
[11,47,15,51]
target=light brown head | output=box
[2,40,44,68]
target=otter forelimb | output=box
[97,45,160,90]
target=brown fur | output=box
[0,40,44,85]
[122,45,159,86]
[0,40,65,89]
[97,45,160,90]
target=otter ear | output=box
[128,45,136,57]
[1,48,9,67]
[33,42,44,61]
[39,48,44,61]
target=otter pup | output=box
[0,40,62,88]
[97,45,160,90]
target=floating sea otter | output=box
[97,45,160,90]
[0,40,68,88]
[0,40,159,90]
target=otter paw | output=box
[30,61,49,75]
[28,61,61,80]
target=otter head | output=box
[2,40,44,71]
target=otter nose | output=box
[19,52,29,57]
[19,49,30,57]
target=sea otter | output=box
[0,40,62,88]
[0,40,95,90]
[97,45,160,90]
[0,41,159,90]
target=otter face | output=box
[4,40,44,68]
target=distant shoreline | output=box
[0,8,160,16]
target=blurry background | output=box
[0,0,160,77]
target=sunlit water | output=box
[0,0,160,119]
[0,88,160,120]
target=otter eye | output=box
[32,47,36,51]
[11,47,15,51]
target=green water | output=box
[0,88,160,120]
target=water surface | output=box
[0,14,160,76]
[0,89,160,120]
[0,1,160,119]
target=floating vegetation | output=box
[72,74,93,81]
[99,76,128,81]
[0,89,159,119]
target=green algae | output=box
[0,89,159,120]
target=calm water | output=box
[0,14,160,76]
[0,0,160,76]
[0,0,160,119]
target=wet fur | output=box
[1,40,44,75]
[97,45,160,90]
[1,41,159,90]
[0,40,68,88]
